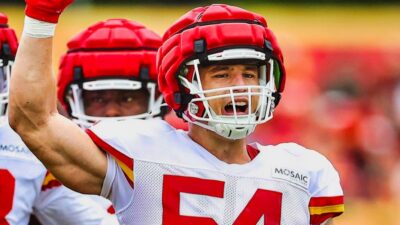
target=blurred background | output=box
[1,0,400,224]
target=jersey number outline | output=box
[162,175,282,225]
[0,169,15,225]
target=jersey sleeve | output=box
[100,153,134,212]
[86,120,136,212]
[33,172,113,225]
[307,153,344,225]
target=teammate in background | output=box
[0,12,117,225]
[9,1,344,225]
[56,18,164,222]
[58,18,164,128]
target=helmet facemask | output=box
[179,48,279,140]
[0,59,12,124]
[65,78,163,128]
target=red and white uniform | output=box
[87,195,117,217]
[0,122,112,225]
[87,119,344,225]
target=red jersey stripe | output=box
[86,129,133,169]
[309,195,344,224]
[41,171,62,191]
[107,206,116,214]
[246,145,260,160]
[309,196,344,207]
[86,129,134,187]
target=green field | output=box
[2,4,400,224]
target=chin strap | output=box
[272,92,281,107]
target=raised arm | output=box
[8,0,106,194]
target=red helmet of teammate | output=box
[0,12,18,122]
[157,4,286,139]
[58,19,164,127]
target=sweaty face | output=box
[83,89,149,117]
[199,64,260,116]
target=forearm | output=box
[9,33,57,135]
[6,0,106,195]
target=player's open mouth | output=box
[223,100,249,115]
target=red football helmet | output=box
[57,18,164,127]
[0,12,18,123]
[157,4,286,139]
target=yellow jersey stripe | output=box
[42,172,56,186]
[309,204,344,215]
[115,158,134,183]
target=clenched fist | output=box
[25,0,74,23]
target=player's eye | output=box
[122,96,134,103]
[212,73,228,78]
[243,73,257,79]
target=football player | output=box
[9,1,344,225]
[56,18,164,223]
[0,12,115,225]
[57,18,164,128]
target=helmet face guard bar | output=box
[179,48,277,139]
[82,79,144,91]
[184,85,274,125]
[0,59,12,122]
[67,79,163,128]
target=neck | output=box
[188,123,250,164]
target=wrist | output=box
[23,16,56,38]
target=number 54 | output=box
[162,175,282,225]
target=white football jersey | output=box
[88,119,344,225]
[87,195,119,225]
[0,122,111,225]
